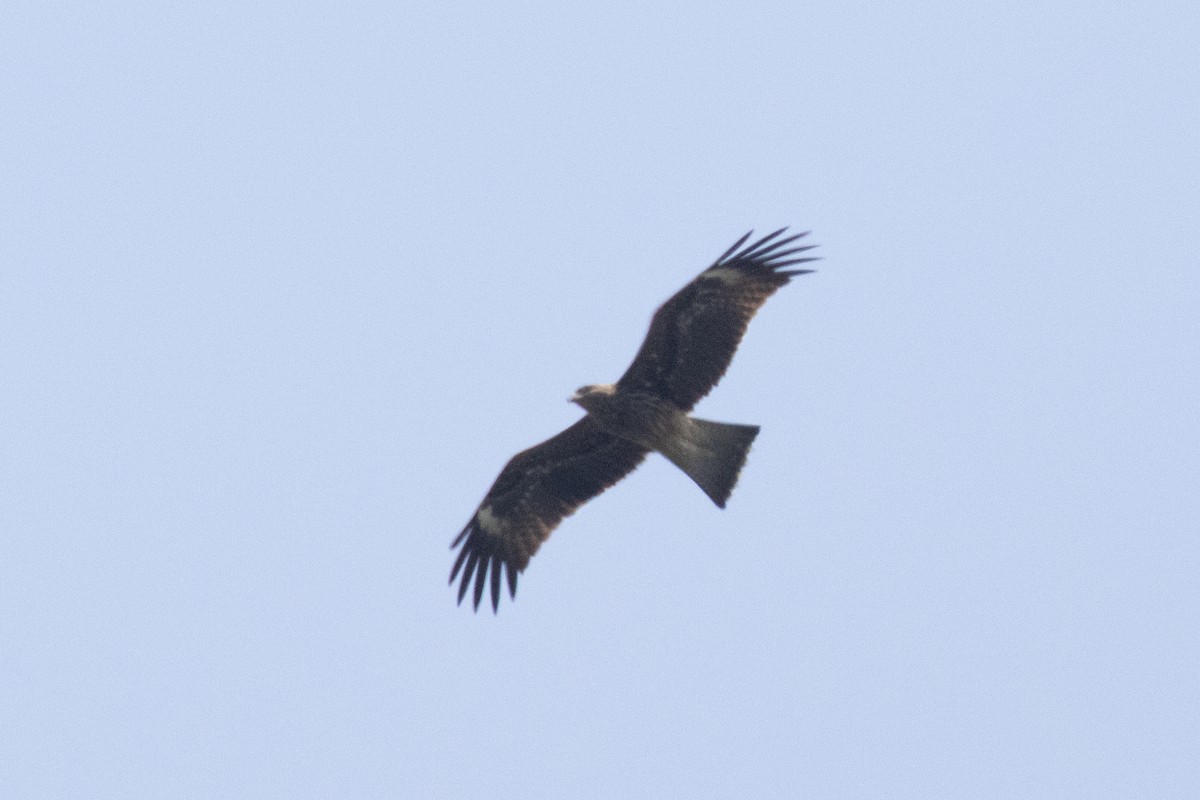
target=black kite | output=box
[450,228,818,611]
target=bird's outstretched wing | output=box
[616,228,818,411]
[450,417,648,612]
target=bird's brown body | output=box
[570,384,684,451]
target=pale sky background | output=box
[3,2,1198,798]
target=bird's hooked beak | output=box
[568,386,589,406]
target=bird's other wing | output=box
[616,228,818,411]
[450,417,649,612]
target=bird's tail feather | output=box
[659,418,760,508]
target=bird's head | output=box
[569,383,616,413]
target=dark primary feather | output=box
[449,417,648,612]
[616,228,818,410]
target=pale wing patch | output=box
[699,267,744,284]
[476,505,504,536]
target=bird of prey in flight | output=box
[450,228,818,611]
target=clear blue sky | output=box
[4,2,1198,798]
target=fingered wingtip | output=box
[713,230,755,264]
[715,227,819,269]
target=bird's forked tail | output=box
[658,417,760,508]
